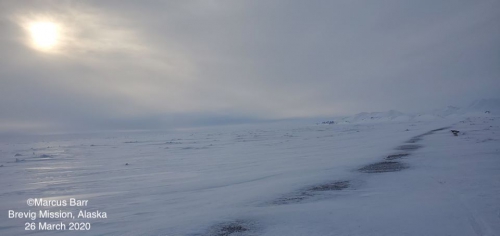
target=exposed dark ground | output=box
[272,180,351,205]
[385,153,410,160]
[358,161,409,173]
[396,144,422,151]
[206,221,256,236]
[308,180,350,191]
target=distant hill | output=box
[323,98,500,124]
[462,98,500,114]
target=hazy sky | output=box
[0,0,499,133]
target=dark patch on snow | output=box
[181,146,209,150]
[431,127,450,132]
[14,153,22,157]
[165,141,182,144]
[406,136,423,143]
[272,192,313,205]
[359,161,409,173]
[207,220,253,236]
[308,181,350,191]
[421,131,434,136]
[35,154,53,158]
[272,181,351,205]
[406,127,451,143]
[396,144,422,151]
[386,153,410,160]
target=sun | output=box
[28,21,59,51]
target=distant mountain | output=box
[430,106,461,117]
[462,98,500,114]
[324,98,500,124]
[335,110,410,124]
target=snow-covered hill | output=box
[462,98,500,114]
[335,110,410,124]
[330,99,500,124]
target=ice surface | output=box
[0,115,499,235]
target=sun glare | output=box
[28,21,59,51]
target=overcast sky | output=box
[0,0,499,133]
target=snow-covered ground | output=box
[0,115,499,235]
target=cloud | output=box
[0,0,499,133]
